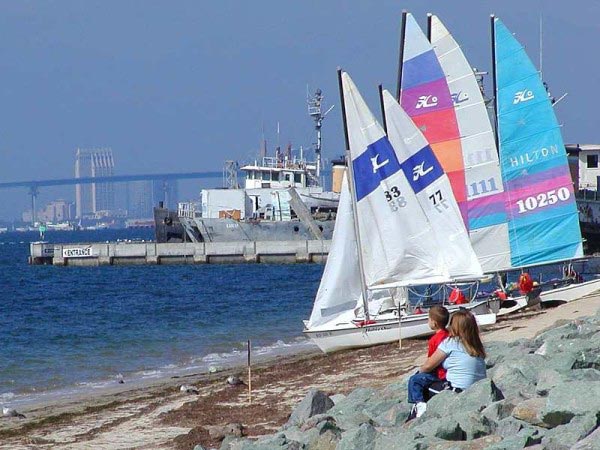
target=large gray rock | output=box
[326,387,377,430]
[480,399,516,423]
[372,428,428,450]
[372,402,412,427]
[570,426,600,449]
[286,389,334,428]
[379,381,408,400]
[486,426,545,449]
[336,422,377,450]
[540,412,599,449]
[424,379,504,420]
[541,381,600,427]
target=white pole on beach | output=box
[393,289,402,349]
[247,339,252,404]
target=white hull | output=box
[304,301,497,354]
[496,277,600,317]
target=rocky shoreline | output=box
[1,297,599,449]
[214,309,600,449]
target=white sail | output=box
[429,14,511,272]
[341,72,478,289]
[307,174,361,328]
[382,89,483,280]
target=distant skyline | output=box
[1,0,598,220]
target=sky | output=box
[1,0,598,220]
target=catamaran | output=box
[303,71,498,354]
[396,12,600,313]
[489,15,600,309]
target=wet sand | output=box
[1,294,598,450]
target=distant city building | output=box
[127,180,154,219]
[75,148,115,218]
[22,199,74,223]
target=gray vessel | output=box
[154,89,342,243]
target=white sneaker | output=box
[415,402,427,418]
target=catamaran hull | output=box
[497,278,600,316]
[304,301,497,354]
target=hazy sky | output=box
[1,0,598,220]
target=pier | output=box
[29,240,330,266]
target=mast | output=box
[308,88,334,180]
[395,10,408,101]
[337,68,370,321]
[490,14,500,153]
[378,84,387,133]
[426,12,432,42]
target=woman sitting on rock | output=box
[409,309,487,418]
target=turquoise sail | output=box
[494,17,583,267]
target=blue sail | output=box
[494,17,583,267]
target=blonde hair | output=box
[448,310,486,358]
[429,305,449,329]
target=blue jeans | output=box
[408,371,440,403]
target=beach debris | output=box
[116,373,125,384]
[226,375,245,386]
[208,365,221,374]
[205,422,244,440]
[2,407,26,419]
[180,384,199,395]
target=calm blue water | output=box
[0,230,323,406]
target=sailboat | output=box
[489,15,600,307]
[303,71,498,354]
[405,12,600,311]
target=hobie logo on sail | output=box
[451,91,469,105]
[370,154,390,173]
[415,95,438,109]
[513,89,534,104]
[412,162,433,181]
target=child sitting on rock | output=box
[407,305,449,419]
[408,310,487,420]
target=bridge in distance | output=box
[0,171,224,221]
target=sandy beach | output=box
[1,294,599,450]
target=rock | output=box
[286,389,334,428]
[486,427,545,449]
[336,422,377,450]
[540,412,599,449]
[372,428,427,449]
[218,435,249,450]
[480,399,515,423]
[541,381,600,427]
[327,387,377,430]
[511,397,547,427]
[2,407,25,418]
[372,402,412,427]
[379,381,408,400]
[425,379,504,420]
[427,435,503,449]
[180,384,200,394]
[206,423,244,440]
[226,375,245,386]
[570,426,600,449]
[329,394,346,405]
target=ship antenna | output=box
[307,87,334,179]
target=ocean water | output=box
[0,230,323,407]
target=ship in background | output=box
[154,89,344,243]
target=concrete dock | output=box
[29,240,330,266]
